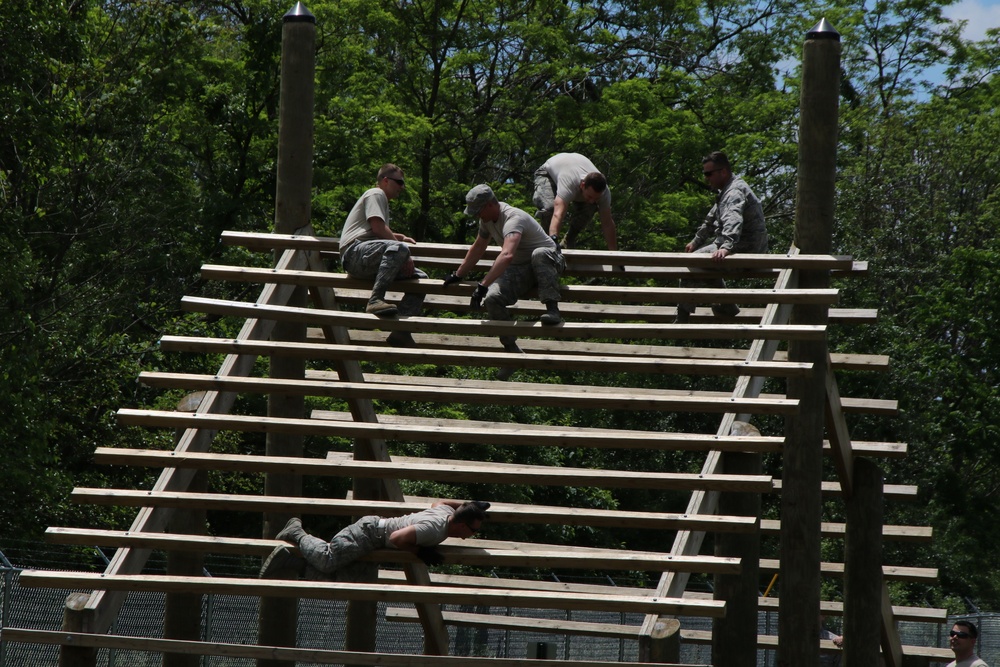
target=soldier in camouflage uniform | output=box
[676,151,769,322]
[260,500,489,581]
[338,163,425,346]
[443,185,566,379]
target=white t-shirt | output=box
[382,505,455,548]
[479,203,555,264]
[540,153,611,211]
[339,187,390,248]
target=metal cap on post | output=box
[283,1,315,22]
[806,17,839,41]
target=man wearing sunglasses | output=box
[675,150,768,323]
[260,499,489,581]
[338,163,426,346]
[947,620,988,667]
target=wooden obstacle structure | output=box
[7,233,953,665]
[3,10,955,666]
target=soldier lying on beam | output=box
[260,499,490,580]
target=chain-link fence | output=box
[1,541,991,666]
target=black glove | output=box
[549,234,562,252]
[442,271,463,287]
[470,283,488,310]
[416,546,444,566]
[472,500,491,511]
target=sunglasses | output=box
[950,631,972,638]
[386,177,405,187]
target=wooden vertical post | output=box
[713,449,762,666]
[258,4,315,666]
[844,458,884,666]
[165,393,209,667]
[779,17,840,667]
[59,593,96,667]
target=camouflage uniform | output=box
[479,203,565,344]
[679,176,768,317]
[339,187,426,315]
[532,152,612,248]
[297,506,454,581]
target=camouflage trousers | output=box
[485,246,565,345]
[677,229,769,316]
[532,168,598,248]
[341,239,426,316]
[298,515,384,582]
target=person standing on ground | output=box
[946,620,989,667]
[532,152,618,250]
[675,150,768,322]
[260,500,489,581]
[338,163,425,346]
[444,184,565,379]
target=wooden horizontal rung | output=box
[0,628,685,667]
[309,410,785,453]
[750,596,947,623]
[324,286,877,324]
[327,452,774,492]
[133,374,801,415]
[158,335,814,379]
[67,489,758,533]
[339,373,893,417]
[770,479,918,501]
[18,571,727,617]
[44,527,735,573]
[758,558,937,583]
[758,519,932,542]
[386,606,645,639]
[324,330,891,373]
[219,231,856,271]
[677,629,951,659]
[377,572,947,624]
[120,404,784,453]
[95,447,774,500]
[181,296,829,342]
[386,607,933,658]
[199,274,843,308]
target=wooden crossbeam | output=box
[336,373,896,417]
[320,329,891,372]
[44,527,736,572]
[758,519,932,542]
[200,265,842,307]
[191,276,840,311]
[219,231,857,271]
[758,559,937,583]
[18,571,728,617]
[93,449,774,499]
[120,407,776,451]
[770,479,918,500]
[158,335,814,378]
[68,489,759,534]
[182,296,829,341]
[380,607,951,659]
[306,286,877,324]
[310,410,905,457]
[375,571,946,622]
[131,374,802,414]
[2,628,711,666]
